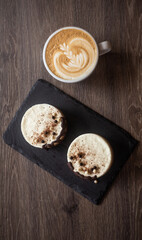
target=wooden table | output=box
[1,0,142,239]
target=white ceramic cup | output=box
[43,26,111,83]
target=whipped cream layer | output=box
[67,134,113,178]
[21,104,65,148]
[45,29,98,80]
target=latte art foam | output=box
[45,29,98,80]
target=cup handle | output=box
[98,41,111,56]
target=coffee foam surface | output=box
[67,134,113,178]
[45,29,97,80]
[21,104,64,148]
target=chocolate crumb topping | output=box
[59,136,64,140]
[70,156,74,160]
[42,114,67,150]
[88,169,93,174]
[41,140,45,143]
[54,120,58,123]
[36,137,43,143]
[43,143,52,149]
[91,166,97,171]
[78,152,85,158]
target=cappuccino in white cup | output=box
[43,27,111,83]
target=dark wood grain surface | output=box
[0,0,142,239]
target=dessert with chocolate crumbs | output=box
[67,133,113,183]
[21,104,67,149]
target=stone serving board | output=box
[3,79,138,204]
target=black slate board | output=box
[3,79,138,204]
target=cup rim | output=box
[43,26,99,83]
